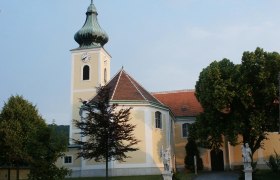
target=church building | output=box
[56,1,280,177]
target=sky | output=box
[1,0,280,125]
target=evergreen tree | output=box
[0,95,70,180]
[184,126,203,172]
[74,86,139,180]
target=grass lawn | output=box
[254,170,280,180]
[66,171,195,180]
[174,171,196,180]
[67,175,162,180]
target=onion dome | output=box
[74,0,109,48]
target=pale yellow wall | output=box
[0,169,29,180]
[56,148,82,168]
[174,122,187,166]
[79,107,147,166]
[169,115,176,170]
[71,92,98,138]
[229,135,260,167]
[227,133,280,168]
[230,136,244,166]
[72,48,111,91]
[174,126,231,169]
[199,148,211,170]
[118,109,146,164]
[99,51,111,85]
[72,92,97,120]
[73,52,99,90]
[262,133,280,160]
[86,159,106,166]
[71,48,111,140]
[152,111,167,164]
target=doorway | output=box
[210,149,224,171]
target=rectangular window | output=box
[64,156,72,164]
[182,123,189,137]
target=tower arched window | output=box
[182,123,189,137]
[104,68,107,83]
[155,111,162,129]
[83,65,90,80]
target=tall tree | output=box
[74,86,139,180]
[28,124,70,180]
[0,95,69,180]
[194,48,280,157]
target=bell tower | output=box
[70,0,111,141]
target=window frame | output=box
[155,111,162,129]
[182,123,189,138]
[82,65,90,81]
[64,155,73,164]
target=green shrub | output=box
[266,150,280,173]
[184,138,203,171]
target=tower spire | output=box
[74,1,109,49]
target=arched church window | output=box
[182,123,189,137]
[104,68,107,83]
[83,65,90,80]
[155,111,162,129]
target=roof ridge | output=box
[124,71,148,101]
[152,89,195,94]
[111,69,123,100]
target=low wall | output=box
[0,168,29,180]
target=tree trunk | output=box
[106,155,108,180]
[8,167,10,180]
[106,138,109,180]
[16,163,19,180]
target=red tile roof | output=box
[152,90,203,117]
[105,68,162,104]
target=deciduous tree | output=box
[74,86,139,180]
[194,48,280,157]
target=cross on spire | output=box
[91,0,93,4]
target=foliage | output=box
[0,95,70,180]
[172,171,196,180]
[194,48,280,155]
[28,124,70,180]
[74,86,139,179]
[253,169,280,180]
[266,150,280,173]
[48,124,70,146]
[184,126,203,171]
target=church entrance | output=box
[210,149,224,171]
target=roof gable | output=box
[105,68,162,105]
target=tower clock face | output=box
[81,52,91,62]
